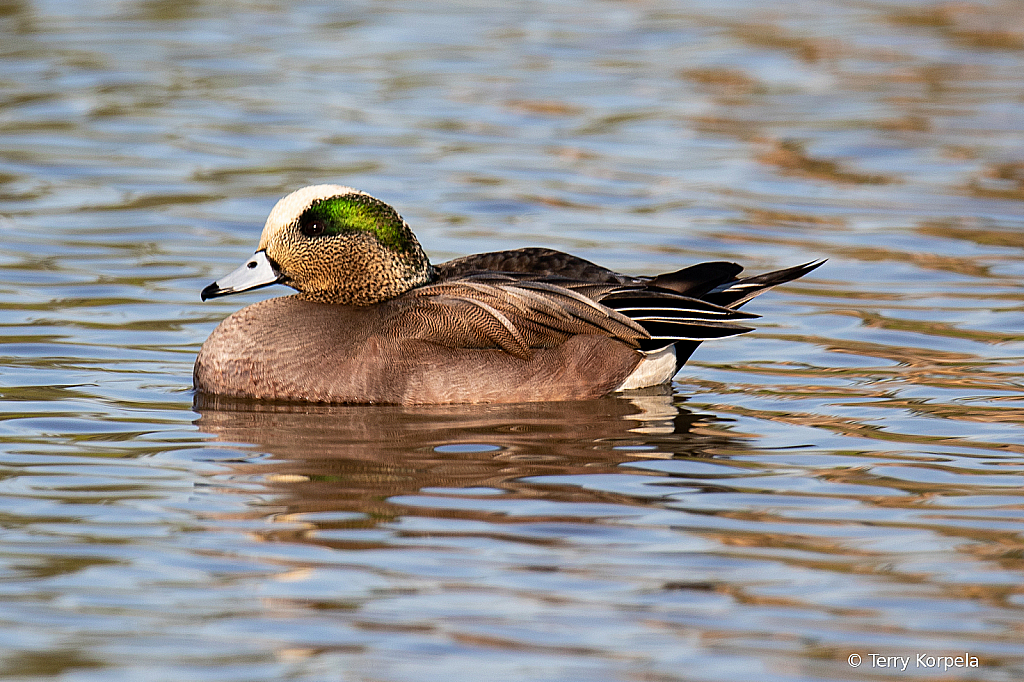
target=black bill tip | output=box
[200,282,222,301]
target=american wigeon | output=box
[195,185,822,404]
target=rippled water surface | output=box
[2,0,1024,680]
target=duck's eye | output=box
[301,219,326,238]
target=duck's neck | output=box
[298,253,436,306]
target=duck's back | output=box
[434,247,633,284]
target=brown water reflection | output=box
[194,392,746,536]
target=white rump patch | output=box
[616,346,677,390]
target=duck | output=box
[195,184,823,405]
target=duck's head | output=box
[201,185,434,305]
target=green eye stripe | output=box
[301,194,412,252]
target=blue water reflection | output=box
[1,0,1023,679]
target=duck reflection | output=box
[193,390,749,548]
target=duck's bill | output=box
[201,250,284,301]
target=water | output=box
[2,0,1024,679]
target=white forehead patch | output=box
[261,184,369,239]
